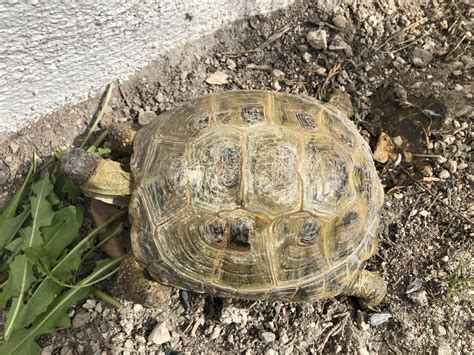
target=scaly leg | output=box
[342,270,387,308]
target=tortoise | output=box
[61,90,387,307]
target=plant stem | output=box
[92,286,122,309]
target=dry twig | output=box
[400,168,472,224]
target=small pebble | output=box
[302,52,312,63]
[438,170,450,179]
[419,210,429,218]
[410,47,433,67]
[205,71,228,85]
[434,324,447,336]
[148,321,171,345]
[272,69,285,77]
[441,255,449,263]
[260,331,276,343]
[133,303,144,312]
[297,44,308,53]
[226,59,236,70]
[408,290,428,306]
[447,160,457,173]
[306,30,327,50]
[332,14,347,28]
[368,313,392,326]
[82,299,96,310]
[393,192,404,200]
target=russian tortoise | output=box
[61,90,386,307]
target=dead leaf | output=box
[373,132,398,163]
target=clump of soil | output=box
[3,0,472,354]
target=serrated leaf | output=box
[0,255,35,340]
[0,256,124,354]
[14,278,62,329]
[0,207,30,252]
[1,173,55,340]
[41,206,83,262]
[21,173,54,250]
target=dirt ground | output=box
[1,0,472,354]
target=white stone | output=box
[439,170,450,179]
[148,321,172,345]
[306,30,327,50]
[205,71,229,85]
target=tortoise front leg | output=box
[342,270,387,308]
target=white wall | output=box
[0,0,292,134]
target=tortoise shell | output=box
[128,90,384,301]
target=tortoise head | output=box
[61,148,132,206]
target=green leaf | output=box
[5,238,23,254]
[41,206,83,262]
[0,255,35,340]
[61,179,81,201]
[0,158,35,226]
[14,278,62,330]
[0,207,30,252]
[20,173,54,251]
[0,256,124,354]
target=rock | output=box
[408,290,428,306]
[41,345,54,355]
[329,35,349,51]
[226,58,236,70]
[406,278,423,294]
[260,331,276,343]
[368,313,392,326]
[148,321,172,345]
[272,80,281,91]
[211,325,222,339]
[72,311,90,328]
[392,56,406,70]
[434,324,447,336]
[332,14,347,28]
[138,111,158,126]
[419,210,429,218]
[82,298,96,310]
[124,339,134,349]
[132,303,144,312]
[205,71,228,85]
[306,30,327,50]
[155,92,165,103]
[358,348,370,355]
[410,47,433,67]
[315,67,327,76]
[438,170,450,179]
[447,160,457,173]
[297,44,308,53]
[302,52,312,63]
[454,84,463,91]
[265,349,279,355]
[272,69,285,77]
